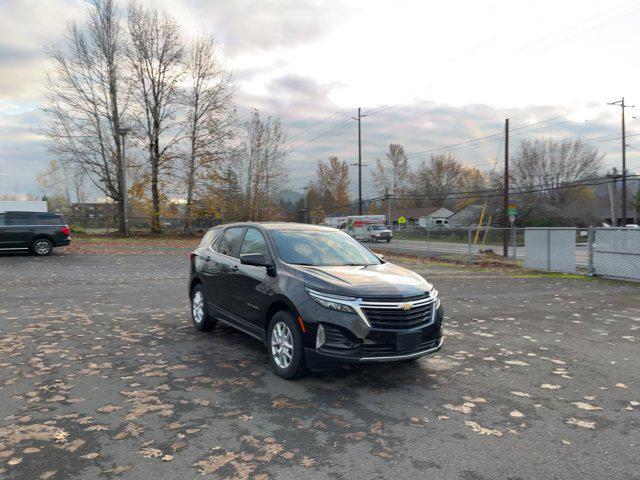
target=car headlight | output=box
[306,288,356,314]
[430,288,441,309]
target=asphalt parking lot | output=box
[1,239,639,480]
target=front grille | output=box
[360,337,440,356]
[362,300,434,330]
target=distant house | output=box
[448,204,486,227]
[390,206,454,227]
[70,202,118,218]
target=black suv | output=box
[189,222,443,379]
[0,211,71,256]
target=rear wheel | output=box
[31,238,53,256]
[191,284,216,331]
[268,311,307,379]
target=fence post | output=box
[546,229,551,271]
[467,227,473,264]
[426,228,430,255]
[587,227,595,276]
[511,225,516,260]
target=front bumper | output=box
[305,336,442,368]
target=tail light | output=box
[60,225,70,236]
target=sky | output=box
[1,0,640,200]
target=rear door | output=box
[3,212,37,248]
[202,226,245,315]
[234,227,275,331]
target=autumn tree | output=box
[372,143,409,197]
[43,0,129,234]
[127,2,185,233]
[312,156,351,214]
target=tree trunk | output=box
[184,145,196,235]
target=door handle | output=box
[230,265,238,272]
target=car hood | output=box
[372,229,392,234]
[287,262,432,298]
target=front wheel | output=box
[268,312,307,379]
[386,238,391,243]
[191,284,216,331]
[31,238,53,256]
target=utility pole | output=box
[117,127,130,237]
[607,167,619,226]
[303,186,309,223]
[502,118,509,257]
[608,98,634,225]
[385,187,392,226]
[352,108,367,215]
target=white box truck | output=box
[0,200,48,213]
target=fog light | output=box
[316,324,325,349]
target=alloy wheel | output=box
[192,290,204,324]
[271,321,294,369]
[35,240,51,255]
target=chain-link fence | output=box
[65,215,222,234]
[591,227,640,280]
[369,226,526,265]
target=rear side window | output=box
[5,212,36,225]
[36,214,63,226]
[199,227,221,248]
[217,227,245,257]
[240,228,270,259]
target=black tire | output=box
[190,284,216,331]
[267,311,307,379]
[386,238,391,243]
[31,238,53,256]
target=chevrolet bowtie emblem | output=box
[400,302,413,310]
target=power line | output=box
[286,117,353,153]
[512,3,629,54]
[526,6,640,55]
[287,107,351,141]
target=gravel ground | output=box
[0,239,638,479]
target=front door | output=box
[235,227,275,331]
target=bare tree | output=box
[511,138,603,204]
[372,143,409,197]
[243,109,288,220]
[42,0,128,233]
[412,153,463,206]
[181,34,235,234]
[126,2,184,233]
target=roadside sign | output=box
[509,214,516,224]
[398,216,407,225]
[508,204,518,216]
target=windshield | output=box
[371,224,386,230]
[270,230,382,266]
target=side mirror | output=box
[376,253,384,260]
[240,253,268,267]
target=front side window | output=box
[240,228,270,259]
[270,229,381,266]
[217,227,245,257]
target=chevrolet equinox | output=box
[189,222,443,379]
